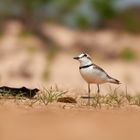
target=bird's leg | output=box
[96,84,101,108]
[88,83,90,105]
[88,83,91,96]
[97,84,100,96]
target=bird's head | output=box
[73,53,92,65]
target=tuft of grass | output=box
[91,94,102,108]
[85,86,140,108]
[134,94,140,106]
[0,91,26,106]
[29,86,68,107]
[0,92,24,99]
[1,85,140,109]
[105,92,125,108]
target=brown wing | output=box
[93,63,110,78]
[93,63,120,84]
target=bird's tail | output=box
[108,77,121,84]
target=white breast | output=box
[80,66,108,84]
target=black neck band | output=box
[79,64,93,69]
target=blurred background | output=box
[0,0,140,95]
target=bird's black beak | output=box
[73,57,79,60]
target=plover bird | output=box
[74,53,120,100]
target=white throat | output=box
[80,58,93,67]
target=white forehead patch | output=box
[79,53,85,58]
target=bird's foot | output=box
[81,96,95,99]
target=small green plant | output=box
[125,94,133,104]
[134,94,140,106]
[18,29,32,38]
[29,86,67,106]
[120,47,136,61]
[111,93,124,107]
[89,86,140,108]
[91,94,103,108]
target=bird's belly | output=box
[80,68,106,84]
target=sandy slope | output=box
[0,104,140,140]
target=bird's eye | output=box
[83,54,87,57]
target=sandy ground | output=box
[0,22,140,140]
[0,104,140,140]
